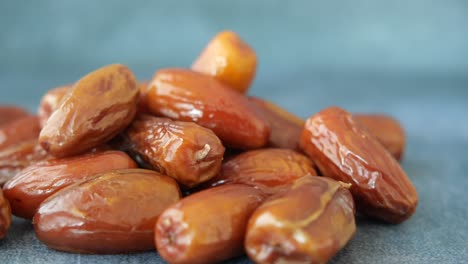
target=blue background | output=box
[1,1,467,263]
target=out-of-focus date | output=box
[0,189,11,239]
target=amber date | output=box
[34,169,181,254]
[0,140,51,186]
[145,68,270,149]
[0,105,29,127]
[245,176,356,264]
[0,115,41,151]
[120,115,225,188]
[249,96,304,150]
[299,107,418,223]
[3,150,138,219]
[204,148,317,195]
[0,189,11,239]
[192,31,257,94]
[155,184,265,264]
[355,114,406,161]
[39,64,138,157]
[37,85,70,128]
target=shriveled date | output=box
[145,68,270,149]
[34,169,181,254]
[120,115,225,188]
[0,189,11,239]
[245,176,356,264]
[300,107,418,223]
[204,148,317,195]
[3,150,137,219]
[37,85,70,128]
[39,64,138,157]
[155,184,265,264]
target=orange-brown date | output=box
[192,30,257,94]
[0,105,29,127]
[137,81,150,114]
[0,140,51,186]
[145,68,270,149]
[249,96,304,150]
[155,184,265,264]
[39,64,138,157]
[299,107,418,223]
[245,176,356,264]
[355,114,406,161]
[3,150,138,219]
[0,189,11,239]
[0,115,41,151]
[37,85,70,128]
[120,115,225,188]
[204,148,317,195]
[34,169,181,254]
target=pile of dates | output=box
[0,31,418,264]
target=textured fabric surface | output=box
[1,1,467,263]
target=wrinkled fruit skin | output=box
[0,189,11,239]
[249,96,304,150]
[120,115,225,188]
[355,114,406,161]
[155,184,265,264]
[204,148,317,195]
[39,64,138,157]
[191,30,257,94]
[33,169,181,254]
[3,150,137,219]
[0,105,29,127]
[37,86,70,128]
[145,68,270,149]
[0,115,41,151]
[0,140,51,186]
[245,176,356,264]
[299,107,418,223]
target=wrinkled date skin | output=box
[0,189,11,239]
[39,64,138,157]
[34,169,181,254]
[191,31,257,94]
[3,150,138,219]
[245,176,356,264]
[249,96,305,150]
[0,105,29,127]
[0,140,51,186]
[145,68,270,149]
[204,148,317,195]
[155,184,265,264]
[0,115,41,151]
[355,114,406,161]
[120,115,225,188]
[37,85,70,128]
[300,107,418,223]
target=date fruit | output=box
[192,30,257,94]
[37,85,70,128]
[120,115,225,188]
[3,150,138,219]
[0,105,29,127]
[299,106,418,223]
[204,148,317,195]
[0,140,51,186]
[355,114,406,161]
[245,176,356,264]
[145,68,270,149]
[39,64,138,157]
[0,115,41,151]
[34,169,181,254]
[0,189,11,239]
[249,96,304,150]
[155,184,265,264]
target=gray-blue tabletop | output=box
[1,1,467,263]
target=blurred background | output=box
[1,1,467,263]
